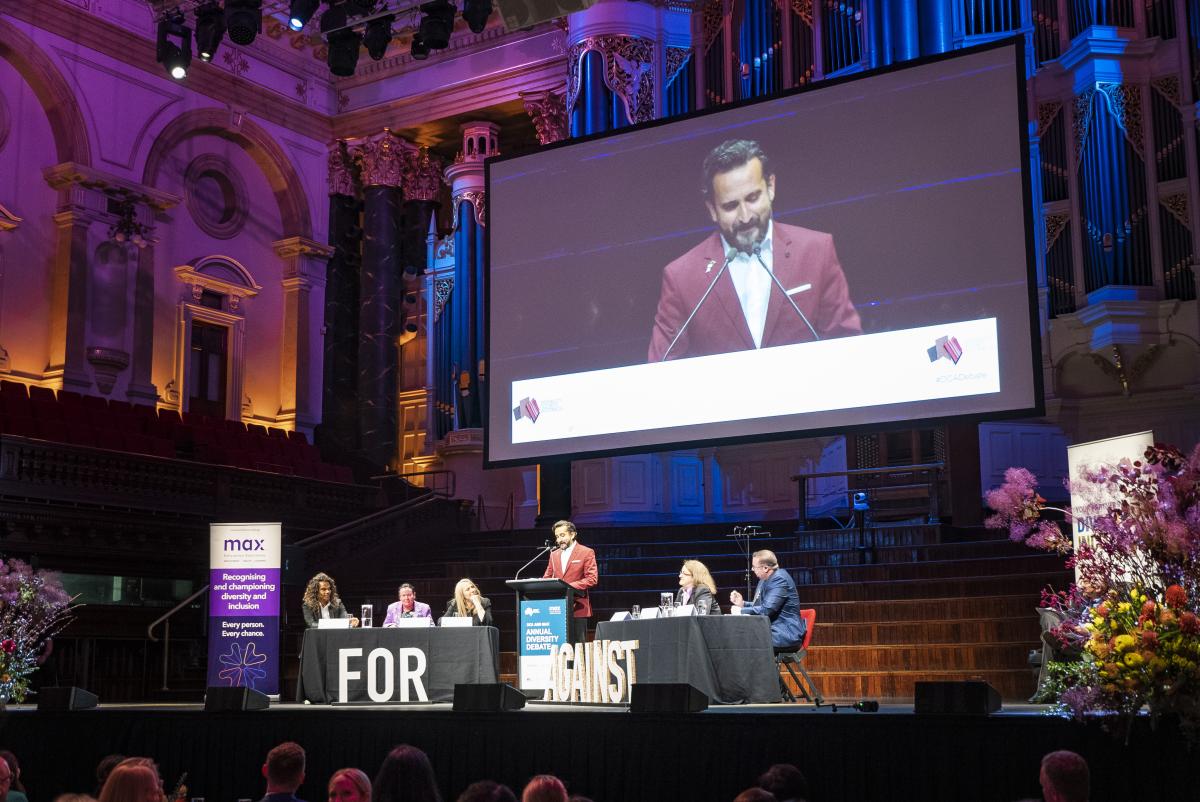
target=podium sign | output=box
[207,522,282,695]
[520,598,569,689]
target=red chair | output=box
[776,608,824,705]
[286,429,309,444]
[29,385,57,404]
[0,380,28,398]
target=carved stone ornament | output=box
[789,0,813,26]
[1037,102,1061,139]
[1044,213,1070,253]
[453,190,487,229]
[520,90,568,146]
[665,47,692,90]
[433,277,454,323]
[1152,75,1181,107]
[402,147,446,202]
[1077,83,1144,161]
[567,35,656,126]
[1073,89,1094,163]
[86,347,130,395]
[1161,193,1189,228]
[353,130,406,189]
[328,141,358,196]
[702,0,725,52]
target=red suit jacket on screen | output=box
[647,222,862,362]
[543,543,598,618]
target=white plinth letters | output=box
[367,647,395,702]
[338,648,363,703]
[398,646,429,702]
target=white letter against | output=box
[571,639,588,702]
[398,647,429,702]
[367,647,395,702]
[606,640,626,704]
[591,640,607,703]
[622,639,640,687]
[338,648,363,704]
[544,652,559,701]
[556,643,574,701]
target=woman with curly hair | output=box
[302,572,359,628]
[442,578,493,626]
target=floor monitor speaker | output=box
[453,683,527,711]
[914,681,1001,715]
[37,686,98,711]
[204,686,270,712]
[630,682,709,713]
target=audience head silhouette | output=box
[373,745,442,802]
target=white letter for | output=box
[338,648,363,704]
[367,647,395,702]
[398,647,429,702]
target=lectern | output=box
[505,577,574,692]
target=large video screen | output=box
[486,40,1040,466]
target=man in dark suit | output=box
[258,742,306,802]
[543,519,598,645]
[729,549,805,649]
[648,139,861,362]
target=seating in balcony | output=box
[0,380,354,483]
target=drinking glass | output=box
[631,604,641,619]
[361,604,373,628]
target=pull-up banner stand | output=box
[207,522,282,696]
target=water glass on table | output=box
[631,604,641,620]
[361,604,373,628]
[660,592,673,617]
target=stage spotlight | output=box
[462,0,491,33]
[156,15,192,80]
[410,33,430,59]
[224,0,262,46]
[321,4,362,77]
[194,3,225,61]
[289,0,321,29]
[363,14,394,60]
[417,0,455,49]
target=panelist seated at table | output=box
[442,578,494,627]
[301,571,360,629]
[729,550,804,649]
[676,559,722,615]
[382,583,432,626]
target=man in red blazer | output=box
[543,519,598,645]
[648,139,862,362]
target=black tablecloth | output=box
[297,627,500,703]
[595,615,779,704]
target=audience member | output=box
[455,782,516,802]
[757,763,808,802]
[96,756,128,797]
[98,759,162,802]
[567,797,594,802]
[1040,750,1089,802]
[260,742,307,802]
[520,776,566,802]
[54,796,99,802]
[732,790,776,802]
[0,753,26,802]
[0,758,10,802]
[373,745,441,802]
[327,769,370,802]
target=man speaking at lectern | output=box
[543,519,598,645]
[648,139,862,362]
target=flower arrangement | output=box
[985,443,1200,738]
[0,557,76,704]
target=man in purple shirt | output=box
[382,583,432,626]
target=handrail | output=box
[146,582,209,692]
[294,490,437,550]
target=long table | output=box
[297,626,500,703]
[595,614,780,704]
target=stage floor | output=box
[1,700,1194,801]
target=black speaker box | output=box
[453,683,527,711]
[204,686,270,712]
[37,686,98,711]
[914,681,1001,715]
[630,683,709,713]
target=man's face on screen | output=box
[706,157,776,254]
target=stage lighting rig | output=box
[156,13,193,80]
[224,0,263,45]
[194,2,225,61]
[321,3,363,77]
[289,0,321,29]
[417,0,455,49]
[363,13,395,60]
[410,33,430,59]
[462,0,491,33]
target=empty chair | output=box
[28,385,56,404]
[0,379,28,398]
[776,608,823,705]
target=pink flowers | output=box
[0,640,14,654]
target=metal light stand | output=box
[726,525,770,599]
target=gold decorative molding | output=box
[43,162,181,210]
[1036,102,1061,139]
[1151,75,1181,107]
[1044,213,1070,252]
[402,147,446,202]
[519,89,568,145]
[665,47,692,88]
[327,141,358,197]
[1160,193,1189,228]
[452,190,486,229]
[566,35,656,126]
[0,203,22,232]
[350,130,407,189]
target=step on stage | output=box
[3,701,1196,801]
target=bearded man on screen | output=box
[648,139,862,362]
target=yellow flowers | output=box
[1113,634,1137,653]
[1118,602,1132,613]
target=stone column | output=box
[320,142,362,454]
[275,236,333,437]
[0,203,22,372]
[350,131,405,470]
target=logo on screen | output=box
[513,397,541,423]
[926,335,964,365]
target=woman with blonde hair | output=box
[443,578,493,626]
[676,559,721,615]
[327,767,371,802]
[98,759,163,802]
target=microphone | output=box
[514,541,556,579]
[660,248,738,361]
[752,246,820,342]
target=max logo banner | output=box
[224,538,266,551]
[513,397,541,423]
[926,335,964,365]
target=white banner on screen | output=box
[511,318,1000,444]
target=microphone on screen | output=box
[660,248,739,361]
[752,245,820,342]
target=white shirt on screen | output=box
[560,541,576,573]
[722,220,774,349]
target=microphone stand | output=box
[515,543,555,580]
[726,526,754,600]
[661,249,737,361]
[752,247,820,341]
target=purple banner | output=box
[208,524,282,695]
